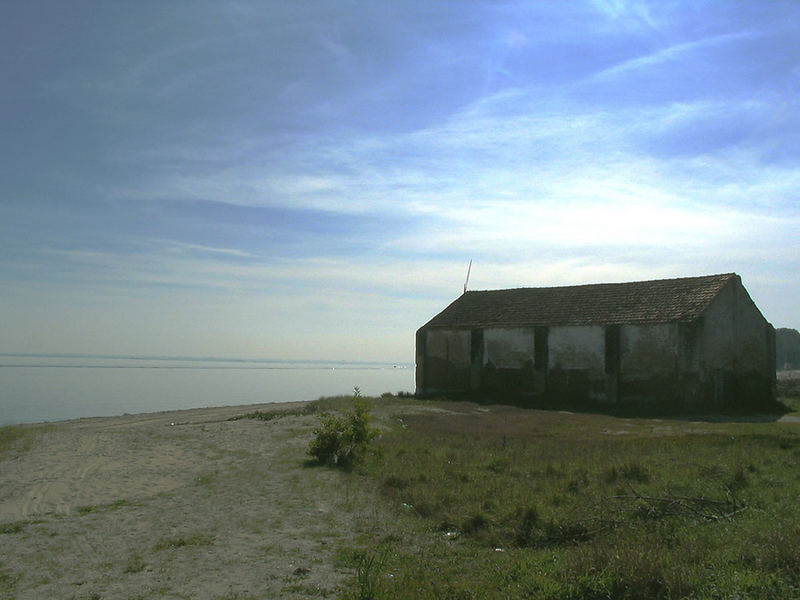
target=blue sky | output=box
[1,1,798,361]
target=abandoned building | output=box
[416,273,776,409]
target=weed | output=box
[461,512,491,535]
[514,506,540,547]
[729,464,749,490]
[381,475,409,490]
[334,547,369,569]
[153,532,214,551]
[308,388,377,469]
[347,549,387,600]
[0,520,31,535]
[194,470,217,486]
[484,458,509,474]
[76,499,137,515]
[217,590,256,600]
[0,424,44,458]
[0,561,19,592]
[124,551,146,574]
[604,461,651,484]
[229,403,318,422]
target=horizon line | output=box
[0,352,413,366]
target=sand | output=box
[0,401,401,599]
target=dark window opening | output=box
[470,329,483,364]
[605,325,621,375]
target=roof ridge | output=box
[465,273,736,294]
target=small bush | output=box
[308,388,377,469]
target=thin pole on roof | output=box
[463,259,472,294]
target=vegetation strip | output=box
[335,393,800,599]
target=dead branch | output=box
[609,485,747,521]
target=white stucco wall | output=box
[483,328,536,369]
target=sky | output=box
[1,1,798,362]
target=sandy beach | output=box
[0,401,404,599]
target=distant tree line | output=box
[777,328,800,371]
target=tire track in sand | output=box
[18,428,101,518]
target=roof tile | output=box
[421,273,737,329]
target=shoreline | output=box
[1,360,415,426]
[5,399,314,429]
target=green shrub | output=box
[308,388,377,468]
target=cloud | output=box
[100,80,799,280]
[3,0,799,359]
[590,30,760,82]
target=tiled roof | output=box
[421,273,737,329]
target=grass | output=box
[152,532,215,551]
[777,371,800,413]
[75,499,138,515]
[0,423,44,458]
[0,560,19,594]
[229,403,319,422]
[341,399,800,599]
[0,520,33,535]
[124,551,146,574]
[230,394,384,423]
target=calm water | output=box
[0,354,415,425]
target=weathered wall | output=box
[419,329,471,392]
[483,328,535,368]
[416,277,775,408]
[415,329,426,392]
[732,278,775,404]
[620,323,678,376]
[733,284,773,373]
[548,326,605,402]
[480,327,537,394]
[699,281,736,372]
[548,326,604,370]
[694,276,774,407]
[619,323,680,403]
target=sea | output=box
[0,354,415,426]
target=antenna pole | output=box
[463,259,472,294]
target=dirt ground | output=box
[0,401,410,600]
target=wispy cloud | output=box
[591,30,760,82]
[1,0,798,358]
